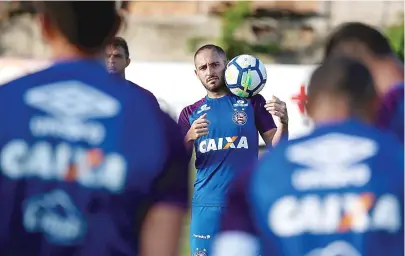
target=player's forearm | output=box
[272,124,289,146]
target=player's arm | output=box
[252,94,288,147]
[178,108,210,151]
[140,114,190,256]
[212,169,260,256]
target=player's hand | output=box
[186,113,210,142]
[265,96,289,125]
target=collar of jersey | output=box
[314,118,365,129]
[52,58,105,70]
[205,94,231,101]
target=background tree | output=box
[385,12,404,61]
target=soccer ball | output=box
[225,54,267,98]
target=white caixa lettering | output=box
[198,136,249,153]
[0,139,127,193]
[268,193,401,237]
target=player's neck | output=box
[50,40,103,62]
[370,56,404,95]
[206,90,229,99]
[310,98,351,125]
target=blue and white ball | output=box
[225,54,267,98]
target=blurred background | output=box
[0,1,403,62]
[0,1,403,255]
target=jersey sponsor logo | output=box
[192,233,211,239]
[232,110,248,126]
[198,136,248,153]
[23,189,86,245]
[268,193,402,237]
[286,133,377,191]
[305,241,361,256]
[233,99,248,108]
[193,249,208,256]
[24,81,121,145]
[0,139,127,193]
[197,104,211,114]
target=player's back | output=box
[0,59,187,255]
[250,119,404,256]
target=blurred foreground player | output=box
[213,57,404,256]
[178,44,288,255]
[324,22,404,143]
[0,2,189,256]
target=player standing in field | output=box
[324,22,404,143]
[213,57,404,256]
[105,36,131,79]
[0,2,189,256]
[105,36,158,103]
[178,44,289,256]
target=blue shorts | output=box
[190,206,224,256]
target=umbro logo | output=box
[25,81,120,120]
[24,81,121,145]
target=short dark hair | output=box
[36,1,121,53]
[194,44,227,62]
[308,57,376,113]
[110,37,130,58]
[324,22,393,60]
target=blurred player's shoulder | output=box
[126,80,158,102]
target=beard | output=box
[202,75,226,92]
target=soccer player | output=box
[178,44,289,255]
[105,36,131,78]
[105,36,158,105]
[0,2,189,256]
[324,22,404,143]
[213,57,404,256]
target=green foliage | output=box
[188,1,280,60]
[218,1,280,59]
[385,12,404,61]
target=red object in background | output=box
[291,84,308,114]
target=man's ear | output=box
[194,69,197,76]
[126,58,131,68]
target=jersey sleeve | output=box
[178,107,191,138]
[149,112,191,208]
[375,85,404,143]
[251,94,276,134]
[220,168,257,235]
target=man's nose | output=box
[207,65,215,75]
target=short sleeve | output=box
[149,112,191,209]
[251,94,276,134]
[178,108,192,138]
[220,168,257,235]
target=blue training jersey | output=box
[0,59,189,255]
[221,119,404,256]
[178,94,276,207]
[375,82,404,143]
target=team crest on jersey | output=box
[193,249,208,256]
[232,110,247,125]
